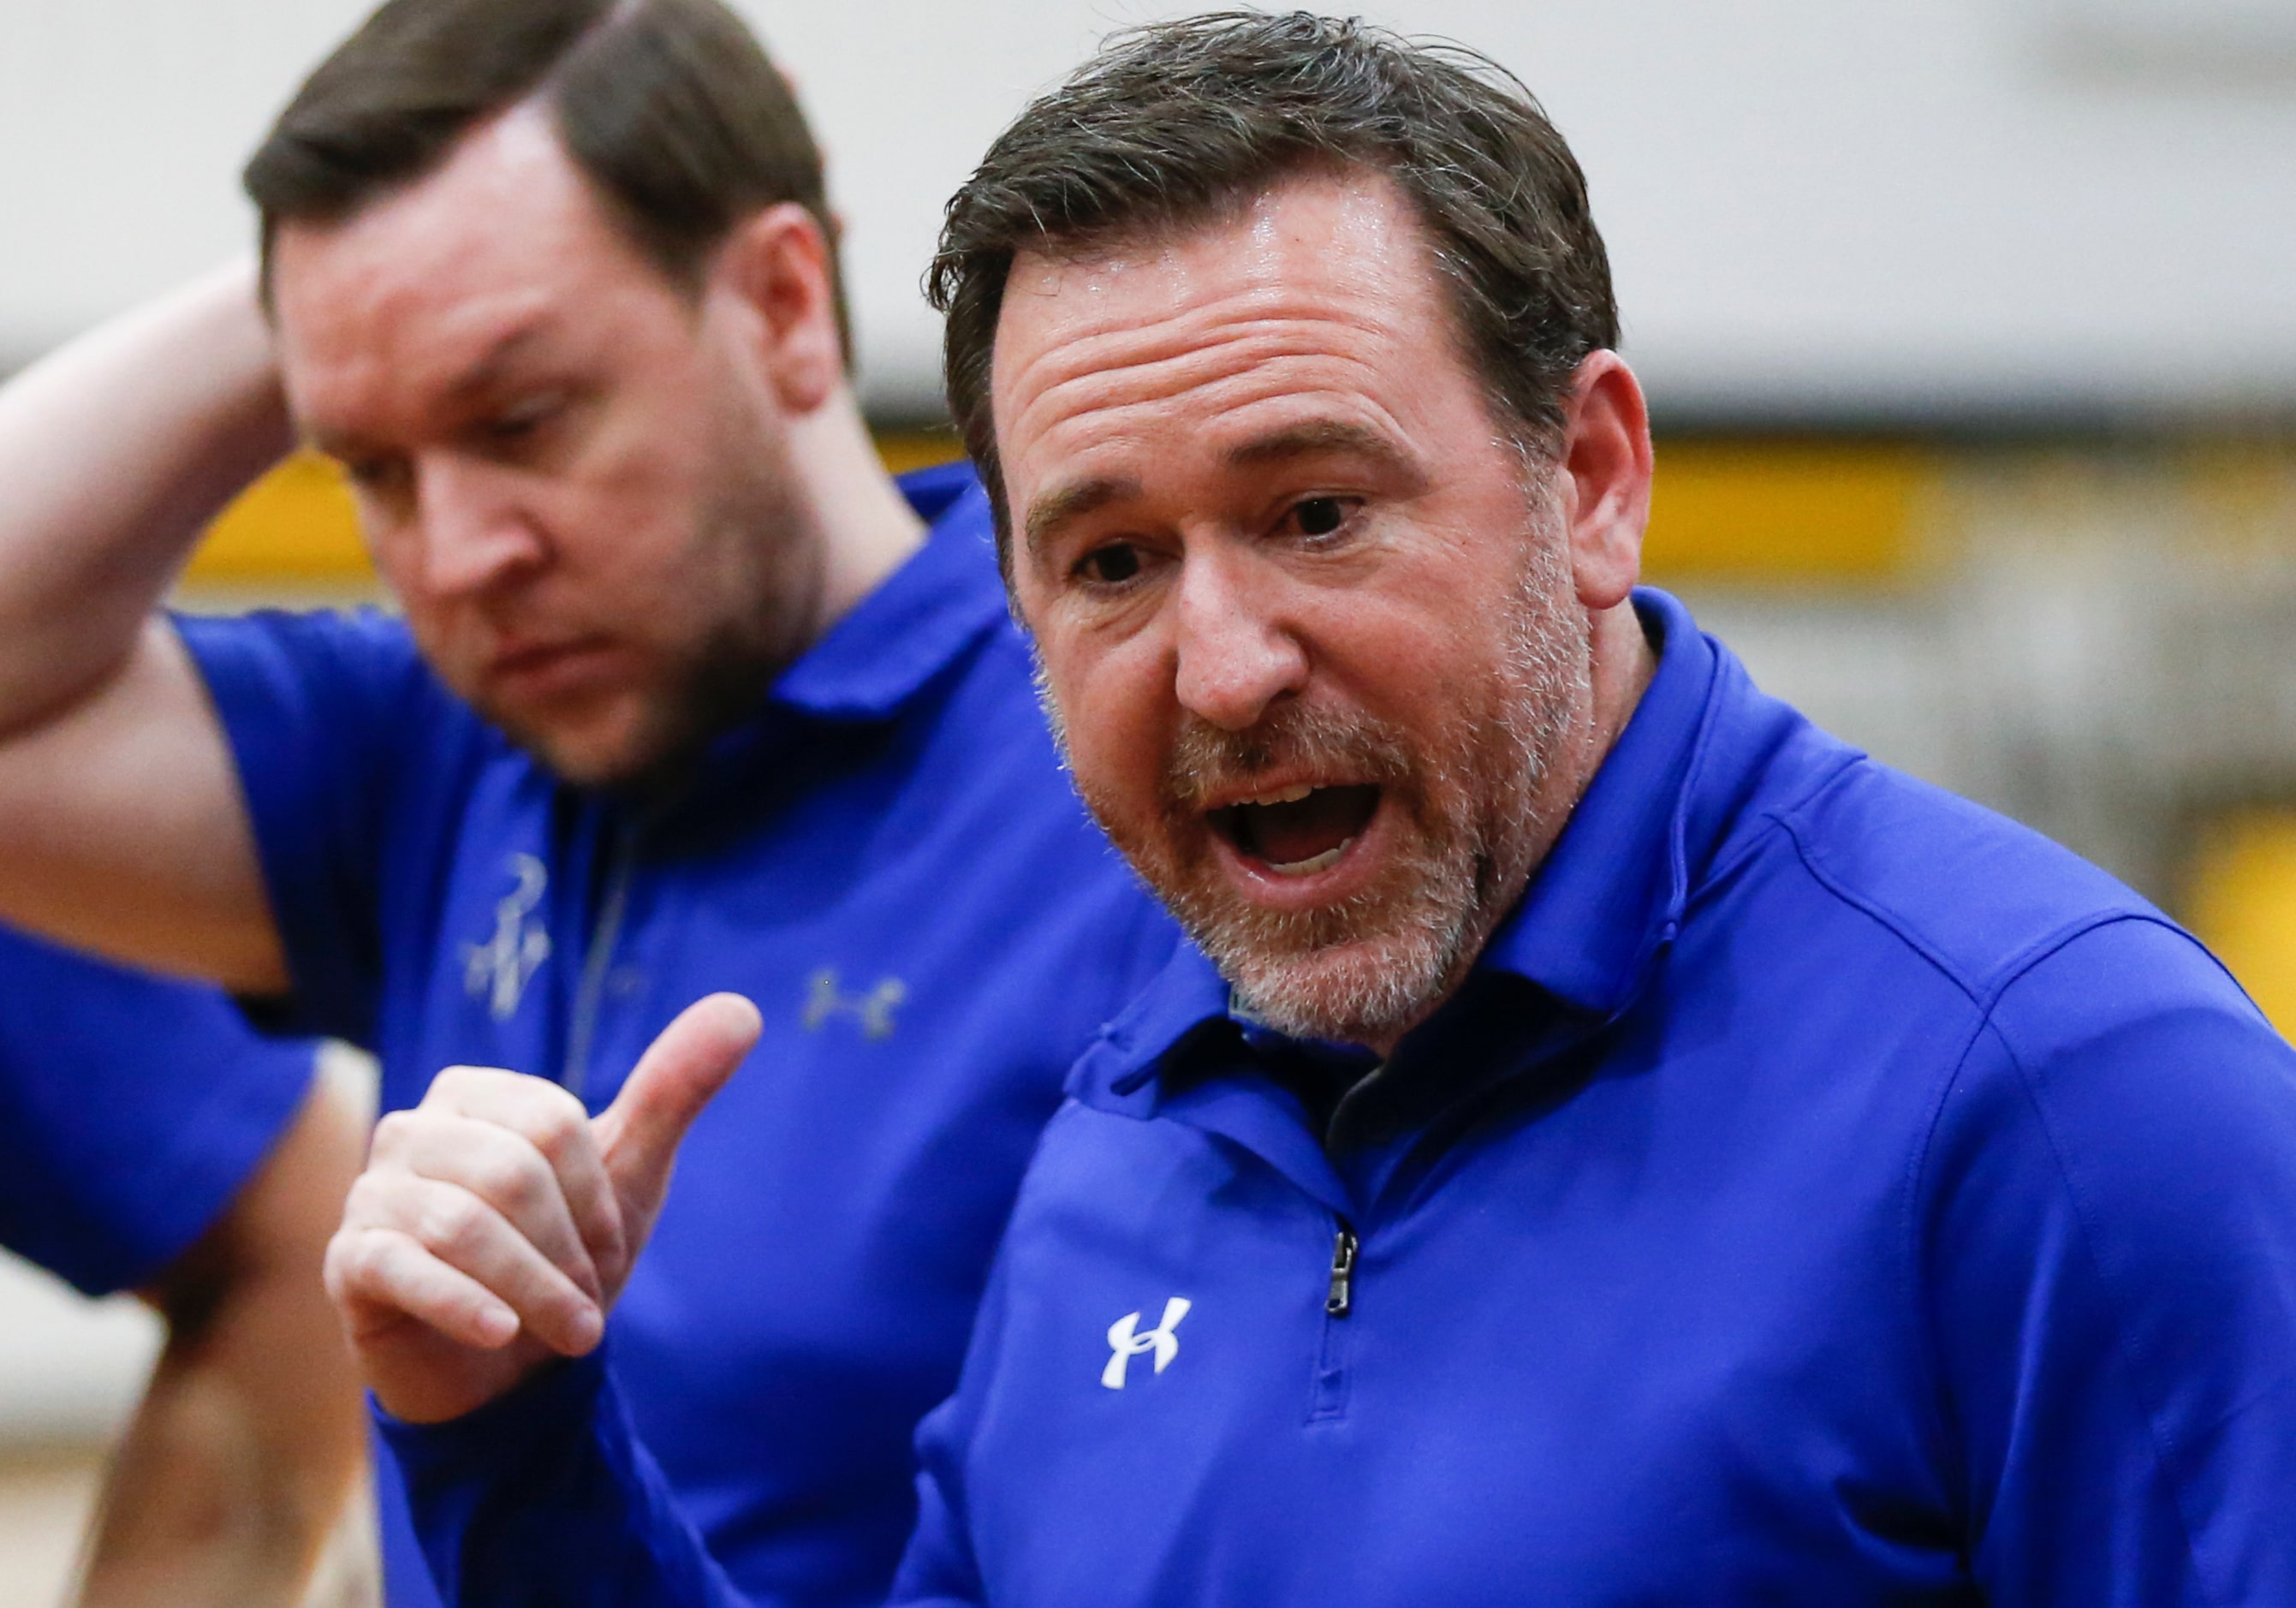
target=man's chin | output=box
[1111,843,1460,1047]
[481,650,786,795]
[485,696,679,793]
[1203,921,1468,1050]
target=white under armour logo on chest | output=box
[1103,1297,1192,1390]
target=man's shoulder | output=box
[1752,753,2171,1010]
[176,604,506,784]
[176,601,417,665]
[174,605,530,1049]
[1742,748,2284,1129]
[176,604,463,730]
[1683,641,2259,1057]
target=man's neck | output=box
[784,387,929,633]
[1354,595,1659,1060]
[1585,595,1659,759]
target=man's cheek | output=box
[1082,655,1163,767]
[1065,724,1161,855]
[1065,729,1135,821]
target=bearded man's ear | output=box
[716,202,842,417]
[1557,351,1653,611]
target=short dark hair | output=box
[928,10,1618,557]
[244,0,850,360]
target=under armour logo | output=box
[802,969,906,1039]
[1103,1297,1192,1391]
[463,854,552,1022]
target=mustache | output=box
[1159,700,1415,815]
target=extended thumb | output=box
[594,993,762,1205]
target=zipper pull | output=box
[1326,1221,1359,1317]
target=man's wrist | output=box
[373,1348,611,1474]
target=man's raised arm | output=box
[0,264,290,990]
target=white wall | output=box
[0,1254,159,1446]
[2,0,2293,420]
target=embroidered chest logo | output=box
[802,969,907,1039]
[463,854,552,1022]
[1103,1297,1192,1390]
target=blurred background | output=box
[0,0,2292,1598]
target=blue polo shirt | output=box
[0,924,316,1296]
[175,463,1176,1608]
[381,587,2296,1605]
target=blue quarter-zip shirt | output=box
[175,464,1177,1608]
[383,587,2296,1605]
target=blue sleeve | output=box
[1921,916,2296,1605]
[174,608,435,1045]
[389,1234,1011,1608]
[887,1230,1012,1608]
[889,1397,989,1608]
[0,924,317,1295]
[378,1351,748,1608]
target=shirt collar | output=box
[1073,586,1737,1106]
[769,462,1007,723]
[1071,940,1235,1106]
[1473,587,1718,1016]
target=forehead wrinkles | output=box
[1002,290,1416,457]
[286,283,555,438]
[277,111,633,405]
[332,276,549,370]
[1020,333,1403,461]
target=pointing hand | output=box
[324,993,762,1424]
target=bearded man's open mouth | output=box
[1206,783,1383,876]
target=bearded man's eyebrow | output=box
[444,322,547,402]
[1024,475,1139,561]
[1225,420,1428,491]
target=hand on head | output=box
[323,993,761,1424]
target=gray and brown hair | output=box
[927,9,1620,557]
[244,0,849,358]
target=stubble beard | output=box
[485,402,824,796]
[1053,527,1593,1049]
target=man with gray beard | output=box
[333,13,2296,1605]
[1088,533,1585,1051]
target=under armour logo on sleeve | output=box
[1103,1297,1192,1390]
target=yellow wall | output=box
[1644,440,1935,585]
[2186,812,2296,1042]
[185,451,366,583]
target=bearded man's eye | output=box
[1293,497,1347,537]
[1077,545,1143,586]
[343,455,412,500]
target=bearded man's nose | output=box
[1171,559,1311,732]
[415,457,548,596]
